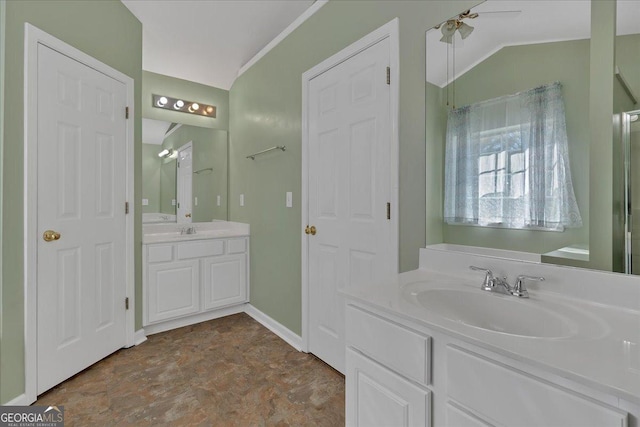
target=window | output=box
[444,82,582,231]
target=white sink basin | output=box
[405,288,578,338]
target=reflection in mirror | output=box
[427,1,591,266]
[618,1,640,274]
[142,118,228,223]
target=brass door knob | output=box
[305,225,317,236]
[43,230,61,242]
[185,213,192,218]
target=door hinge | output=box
[125,297,129,310]
[125,106,129,119]
[386,67,390,85]
[386,202,391,220]
[125,201,129,214]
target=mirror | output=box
[142,118,228,223]
[427,1,639,272]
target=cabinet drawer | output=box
[346,348,431,427]
[227,238,247,254]
[177,240,224,259]
[346,305,431,386]
[447,345,627,427]
[147,245,173,263]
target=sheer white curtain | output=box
[444,82,582,231]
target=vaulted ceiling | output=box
[121,0,315,90]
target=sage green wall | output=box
[434,39,591,254]
[229,0,478,335]
[1,0,142,404]
[160,158,177,215]
[161,126,229,221]
[589,1,617,271]
[142,71,229,131]
[142,144,161,213]
[425,81,447,244]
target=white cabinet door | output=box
[148,259,200,323]
[346,348,430,427]
[202,254,247,310]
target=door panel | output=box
[202,254,247,310]
[148,260,200,323]
[308,37,392,373]
[37,44,127,394]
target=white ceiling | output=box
[121,0,315,90]
[142,118,172,145]
[427,0,640,87]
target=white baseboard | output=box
[4,393,30,406]
[144,304,246,336]
[244,304,302,351]
[134,329,147,346]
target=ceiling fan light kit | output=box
[437,9,477,44]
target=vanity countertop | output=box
[340,267,640,405]
[143,221,249,244]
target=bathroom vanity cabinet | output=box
[143,236,249,332]
[345,302,635,427]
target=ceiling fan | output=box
[435,9,521,44]
[435,10,478,44]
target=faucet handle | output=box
[511,275,545,298]
[469,266,495,291]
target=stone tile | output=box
[35,313,345,425]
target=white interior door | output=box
[307,37,394,373]
[36,44,127,394]
[177,143,193,223]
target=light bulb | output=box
[174,100,184,109]
[157,96,168,107]
[205,106,214,114]
[188,103,200,113]
[158,149,169,158]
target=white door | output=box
[177,143,193,223]
[307,37,394,373]
[36,44,127,394]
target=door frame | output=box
[23,23,135,404]
[300,19,399,352]
[176,141,193,223]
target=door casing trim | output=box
[300,18,400,352]
[24,23,135,404]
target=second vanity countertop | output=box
[340,268,640,405]
[143,221,250,244]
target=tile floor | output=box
[36,313,345,426]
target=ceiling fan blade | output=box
[476,10,522,17]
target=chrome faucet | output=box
[469,266,544,298]
[181,226,197,235]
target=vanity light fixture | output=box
[158,148,175,159]
[152,94,217,118]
